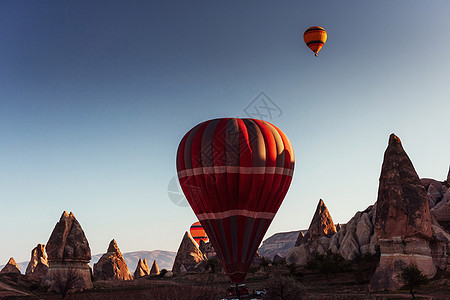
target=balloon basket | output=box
[222,283,265,300]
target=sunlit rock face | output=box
[149,260,160,275]
[93,239,133,281]
[286,201,378,266]
[172,232,205,273]
[42,211,93,292]
[25,244,49,280]
[0,257,21,274]
[295,199,336,247]
[369,134,436,292]
[287,199,343,265]
[134,258,150,279]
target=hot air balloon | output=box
[303,26,327,57]
[190,221,209,245]
[177,118,295,283]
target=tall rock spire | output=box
[369,134,436,291]
[42,211,93,292]
[25,244,48,279]
[374,134,432,239]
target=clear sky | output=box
[1,1,449,265]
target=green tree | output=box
[305,251,350,281]
[396,263,429,298]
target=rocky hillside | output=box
[286,134,450,292]
[258,230,305,259]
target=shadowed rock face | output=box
[42,211,93,292]
[424,168,450,232]
[93,239,133,281]
[374,134,432,239]
[46,211,91,262]
[420,167,450,273]
[295,199,336,246]
[134,258,150,279]
[0,258,21,274]
[25,244,48,279]
[172,232,205,273]
[199,240,217,259]
[369,134,436,292]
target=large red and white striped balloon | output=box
[176,118,295,283]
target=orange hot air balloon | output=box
[177,118,295,283]
[190,221,209,245]
[303,26,327,57]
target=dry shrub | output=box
[265,273,304,300]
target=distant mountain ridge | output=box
[1,250,176,274]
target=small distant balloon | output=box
[303,26,327,57]
[190,221,208,244]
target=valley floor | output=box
[1,267,449,299]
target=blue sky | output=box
[1,1,449,265]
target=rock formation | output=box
[90,250,176,272]
[258,230,302,259]
[448,165,450,184]
[172,232,206,273]
[286,198,380,266]
[93,239,133,281]
[295,199,336,246]
[330,204,378,260]
[0,257,21,274]
[150,260,160,275]
[199,240,217,259]
[287,199,342,265]
[369,134,436,291]
[25,244,48,279]
[133,258,150,279]
[251,251,263,267]
[273,253,284,264]
[420,167,450,274]
[42,211,93,292]
[423,169,450,232]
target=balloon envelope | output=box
[190,221,209,245]
[303,26,327,56]
[177,118,295,283]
